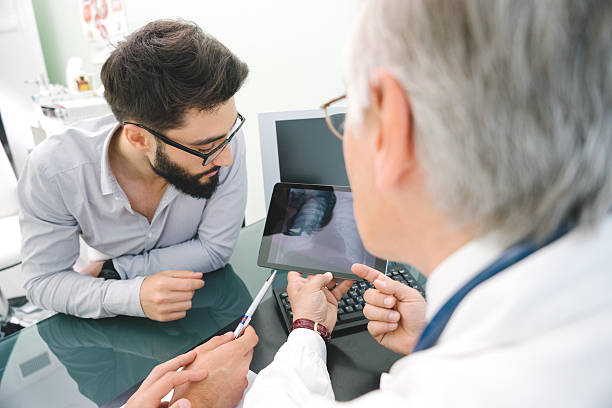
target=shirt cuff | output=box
[103,276,146,317]
[287,327,327,362]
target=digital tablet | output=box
[258,183,387,280]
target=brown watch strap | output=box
[291,318,331,344]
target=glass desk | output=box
[0,220,402,406]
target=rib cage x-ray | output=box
[268,188,375,274]
[284,189,336,236]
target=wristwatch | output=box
[99,259,121,280]
[291,318,331,344]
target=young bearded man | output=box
[18,19,249,322]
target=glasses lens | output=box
[203,141,229,166]
[329,113,345,138]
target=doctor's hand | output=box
[140,270,205,322]
[287,271,354,333]
[352,263,427,355]
[125,349,207,408]
[170,327,259,408]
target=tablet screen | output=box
[258,183,385,278]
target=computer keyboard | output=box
[273,263,426,337]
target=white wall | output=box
[0,0,47,174]
[121,0,363,224]
[25,0,363,224]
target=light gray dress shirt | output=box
[17,114,247,318]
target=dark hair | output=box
[101,19,249,131]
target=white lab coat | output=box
[244,216,612,407]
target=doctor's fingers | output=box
[364,288,397,308]
[194,332,234,354]
[145,369,207,406]
[367,320,399,338]
[141,350,197,388]
[331,279,354,300]
[363,304,401,324]
[233,326,259,353]
[351,263,383,283]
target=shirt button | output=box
[147,233,152,238]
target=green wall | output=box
[32,0,100,87]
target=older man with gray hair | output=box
[242,0,612,406]
[129,1,611,407]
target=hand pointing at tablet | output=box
[287,271,354,333]
[351,263,427,355]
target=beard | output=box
[149,143,220,199]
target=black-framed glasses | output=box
[321,94,346,140]
[123,112,245,167]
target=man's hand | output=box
[140,270,205,322]
[79,260,104,277]
[171,326,259,408]
[125,349,207,408]
[352,263,427,355]
[287,271,354,333]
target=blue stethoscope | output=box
[412,224,571,352]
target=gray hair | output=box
[347,0,612,240]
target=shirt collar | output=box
[100,121,122,196]
[424,231,516,320]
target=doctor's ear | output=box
[369,69,416,193]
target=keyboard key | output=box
[345,305,355,313]
[337,307,345,315]
[346,298,356,306]
[338,310,365,322]
[355,304,363,311]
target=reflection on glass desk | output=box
[0,264,253,407]
[0,220,404,407]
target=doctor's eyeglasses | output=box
[321,94,346,141]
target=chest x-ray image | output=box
[264,185,376,274]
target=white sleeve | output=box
[244,328,335,407]
[244,329,407,408]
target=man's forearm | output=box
[112,236,233,279]
[25,270,145,318]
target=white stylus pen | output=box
[233,270,277,339]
